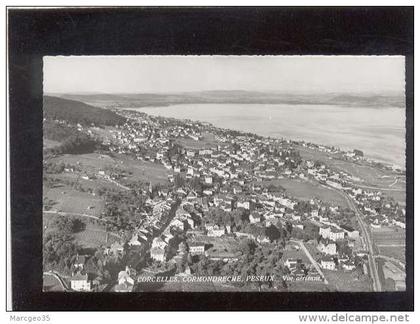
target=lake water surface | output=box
[133,104,405,168]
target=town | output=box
[43,99,406,293]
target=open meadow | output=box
[44,185,105,216]
[43,273,66,292]
[43,211,119,249]
[371,226,406,263]
[262,178,349,208]
[297,146,405,188]
[323,269,371,292]
[49,152,171,186]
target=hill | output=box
[43,96,126,126]
[57,91,406,109]
[43,120,79,142]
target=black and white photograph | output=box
[6,6,414,313]
[41,55,407,293]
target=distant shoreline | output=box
[53,91,406,110]
[126,105,405,172]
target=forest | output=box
[43,96,126,126]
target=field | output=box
[50,152,171,185]
[43,212,119,249]
[263,178,349,208]
[48,172,124,192]
[378,247,406,263]
[371,226,406,263]
[297,146,406,205]
[323,269,371,292]
[377,189,406,206]
[281,242,311,264]
[117,155,171,185]
[376,258,406,291]
[43,273,65,292]
[73,227,119,249]
[44,152,168,250]
[191,235,241,252]
[43,185,105,216]
[43,139,61,149]
[297,146,405,188]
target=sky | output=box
[43,56,405,94]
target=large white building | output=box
[70,273,92,292]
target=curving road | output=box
[43,271,70,291]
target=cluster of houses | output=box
[49,109,405,292]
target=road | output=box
[290,239,328,284]
[44,209,103,221]
[353,184,404,192]
[100,176,131,191]
[43,271,70,291]
[329,187,382,292]
[129,198,181,270]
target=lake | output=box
[132,104,406,168]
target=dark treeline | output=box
[43,95,126,126]
[43,120,79,142]
[50,133,99,155]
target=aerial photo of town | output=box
[42,56,407,293]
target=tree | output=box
[239,239,257,256]
[43,232,79,273]
[265,224,281,242]
[174,174,185,188]
[52,133,99,155]
[52,216,85,234]
[353,149,364,157]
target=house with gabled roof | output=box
[70,272,92,292]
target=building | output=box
[319,226,331,239]
[189,242,205,255]
[114,281,134,292]
[329,228,345,241]
[70,272,92,292]
[320,257,336,270]
[207,225,225,237]
[128,234,143,247]
[237,200,250,210]
[311,209,319,217]
[284,258,301,271]
[150,247,166,262]
[340,225,360,239]
[171,219,185,231]
[186,150,196,158]
[317,241,337,255]
[116,266,136,292]
[342,260,356,271]
[73,255,86,271]
[249,212,261,224]
[152,237,167,249]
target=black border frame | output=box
[7,6,414,311]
